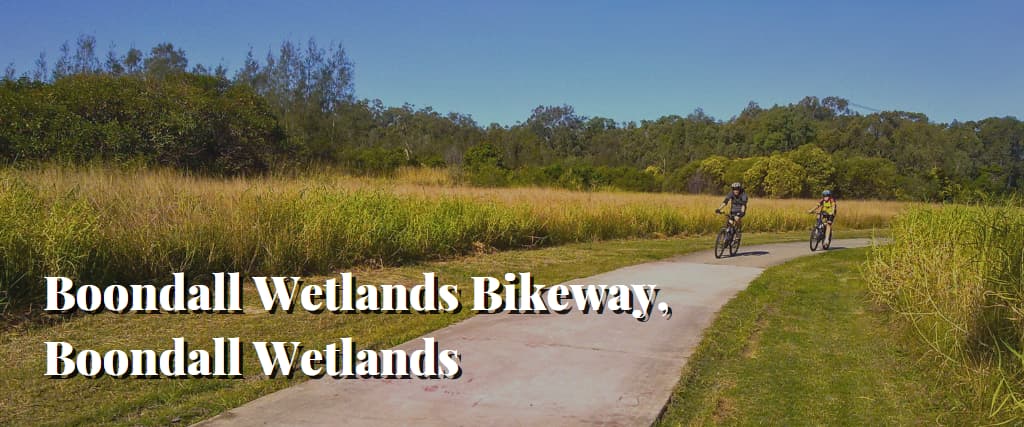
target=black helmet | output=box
[730,182,743,190]
[822,190,832,197]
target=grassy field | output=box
[0,166,909,311]
[656,248,981,426]
[865,204,1024,423]
[0,230,879,426]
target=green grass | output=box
[1,230,885,426]
[657,247,980,426]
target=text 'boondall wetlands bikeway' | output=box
[197,238,879,427]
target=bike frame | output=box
[722,212,740,233]
[715,212,743,258]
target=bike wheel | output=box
[714,229,728,258]
[729,231,740,256]
[809,228,820,251]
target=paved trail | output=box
[197,238,879,427]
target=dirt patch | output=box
[708,378,739,423]
[742,305,774,358]
[711,396,737,423]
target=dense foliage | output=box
[1,74,285,174]
[2,35,1022,199]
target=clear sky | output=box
[1,1,1021,125]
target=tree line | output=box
[2,35,1022,200]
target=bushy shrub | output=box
[0,74,285,174]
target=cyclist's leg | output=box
[825,214,834,240]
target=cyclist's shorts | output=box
[821,213,835,223]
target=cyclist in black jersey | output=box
[715,182,748,231]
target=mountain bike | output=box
[809,212,832,251]
[714,211,742,258]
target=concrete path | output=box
[197,238,879,427]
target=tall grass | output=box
[865,203,1024,422]
[1,166,905,312]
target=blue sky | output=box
[1,1,1021,125]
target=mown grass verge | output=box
[0,230,877,426]
[657,247,980,426]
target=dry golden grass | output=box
[1,166,909,311]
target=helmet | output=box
[730,182,743,190]
[822,190,832,197]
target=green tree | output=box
[124,48,143,74]
[786,144,834,196]
[144,43,188,77]
[462,142,508,186]
[745,155,805,198]
[527,104,585,158]
[690,155,729,193]
[834,156,899,199]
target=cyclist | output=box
[808,190,837,242]
[715,182,748,234]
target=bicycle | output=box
[809,212,832,251]
[714,211,742,258]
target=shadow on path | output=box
[729,244,853,260]
[731,250,769,257]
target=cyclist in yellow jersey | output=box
[808,190,837,242]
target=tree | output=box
[105,45,124,75]
[745,155,805,198]
[527,104,585,157]
[75,35,99,72]
[834,156,899,199]
[786,144,834,196]
[51,35,103,78]
[822,96,851,116]
[124,48,143,74]
[144,43,188,77]
[32,53,48,82]
[462,142,508,186]
[690,155,729,193]
[0,73,285,174]
[743,157,769,195]
[750,107,815,152]
[463,142,504,170]
[232,39,356,162]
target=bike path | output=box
[196,238,879,426]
